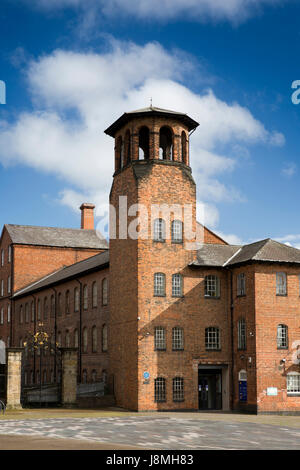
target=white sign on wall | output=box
[267,387,278,396]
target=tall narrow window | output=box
[159,126,173,160]
[7,304,10,323]
[37,299,41,321]
[116,136,122,170]
[172,327,184,350]
[25,303,29,323]
[8,246,11,263]
[19,305,23,324]
[92,282,98,308]
[43,297,48,320]
[173,377,184,402]
[205,327,220,350]
[153,218,166,242]
[154,327,166,350]
[276,272,287,296]
[102,324,108,352]
[204,275,220,298]
[65,330,70,348]
[171,220,183,243]
[0,308,3,325]
[74,287,79,312]
[102,278,108,306]
[1,280,4,297]
[138,126,150,160]
[238,318,246,350]
[50,295,55,318]
[181,131,187,164]
[7,276,11,294]
[237,273,246,296]
[277,324,288,349]
[124,129,131,165]
[92,326,97,353]
[1,249,4,266]
[172,274,183,297]
[154,377,166,402]
[65,290,70,314]
[83,285,88,310]
[154,273,166,297]
[74,329,79,348]
[57,293,62,316]
[83,327,88,353]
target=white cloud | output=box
[24,0,284,25]
[281,162,297,178]
[0,40,284,237]
[215,231,243,245]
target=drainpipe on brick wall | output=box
[10,244,14,347]
[50,287,57,383]
[30,294,37,382]
[230,270,235,410]
[75,279,82,383]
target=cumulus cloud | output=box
[23,0,285,25]
[281,162,297,178]
[0,40,284,237]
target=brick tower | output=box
[105,107,199,410]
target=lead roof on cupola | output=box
[104,106,199,137]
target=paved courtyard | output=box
[0,413,300,449]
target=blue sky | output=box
[0,0,300,246]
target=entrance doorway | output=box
[198,368,222,410]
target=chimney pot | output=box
[80,203,95,230]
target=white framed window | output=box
[154,273,166,296]
[1,249,4,267]
[171,220,183,243]
[153,218,166,242]
[239,369,247,381]
[102,278,108,306]
[287,373,300,395]
[154,377,166,402]
[0,308,3,325]
[237,273,246,296]
[74,287,79,312]
[92,282,98,308]
[7,276,11,294]
[1,280,4,297]
[7,304,10,323]
[92,326,97,353]
[276,272,287,296]
[205,327,220,350]
[277,324,288,349]
[238,318,246,350]
[154,326,166,350]
[102,324,108,352]
[172,327,184,350]
[83,285,88,310]
[8,245,11,263]
[173,377,184,402]
[204,275,220,298]
[172,273,183,297]
[82,327,88,353]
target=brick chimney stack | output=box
[80,203,95,230]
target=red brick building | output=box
[1,107,300,414]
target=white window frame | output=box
[154,273,166,297]
[276,272,287,296]
[173,377,184,402]
[205,327,221,350]
[237,273,246,296]
[172,273,183,297]
[171,220,183,243]
[287,373,300,395]
[277,324,288,349]
[154,326,166,350]
[172,327,184,350]
[153,218,166,242]
[204,275,220,298]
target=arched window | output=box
[82,369,87,384]
[172,327,184,350]
[102,278,108,306]
[92,326,97,353]
[154,377,166,402]
[92,370,97,383]
[153,218,166,242]
[57,331,62,347]
[19,305,23,324]
[204,275,220,298]
[124,129,131,164]
[154,326,166,350]
[44,297,48,320]
[138,126,150,160]
[74,329,79,348]
[172,274,183,297]
[65,330,70,347]
[102,324,108,352]
[238,318,246,350]
[83,327,88,353]
[50,295,55,318]
[277,324,288,349]
[181,131,187,164]
[65,290,70,314]
[25,303,29,323]
[83,285,88,310]
[92,282,98,308]
[171,220,183,243]
[154,273,166,297]
[287,372,300,395]
[159,126,173,160]
[74,287,79,312]
[7,304,11,323]
[0,307,3,325]
[173,377,184,402]
[205,327,220,350]
[116,135,122,170]
[57,293,62,316]
[43,370,47,384]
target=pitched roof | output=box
[191,238,300,268]
[104,106,199,137]
[4,224,108,250]
[13,250,109,299]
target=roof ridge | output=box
[6,223,95,232]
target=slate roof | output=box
[104,106,199,137]
[13,250,109,299]
[4,224,108,250]
[191,239,300,268]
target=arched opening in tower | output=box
[159,126,173,160]
[124,130,131,165]
[181,131,187,164]
[138,126,150,160]
[116,136,123,170]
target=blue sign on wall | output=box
[143,371,150,380]
[239,380,247,402]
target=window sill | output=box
[171,241,183,245]
[172,295,184,299]
[173,399,184,403]
[237,294,246,298]
[287,393,300,397]
[276,294,287,297]
[277,346,288,350]
[204,296,220,300]
[155,349,166,352]
[153,240,166,244]
[172,349,184,352]
[205,348,221,352]
[154,295,166,298]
